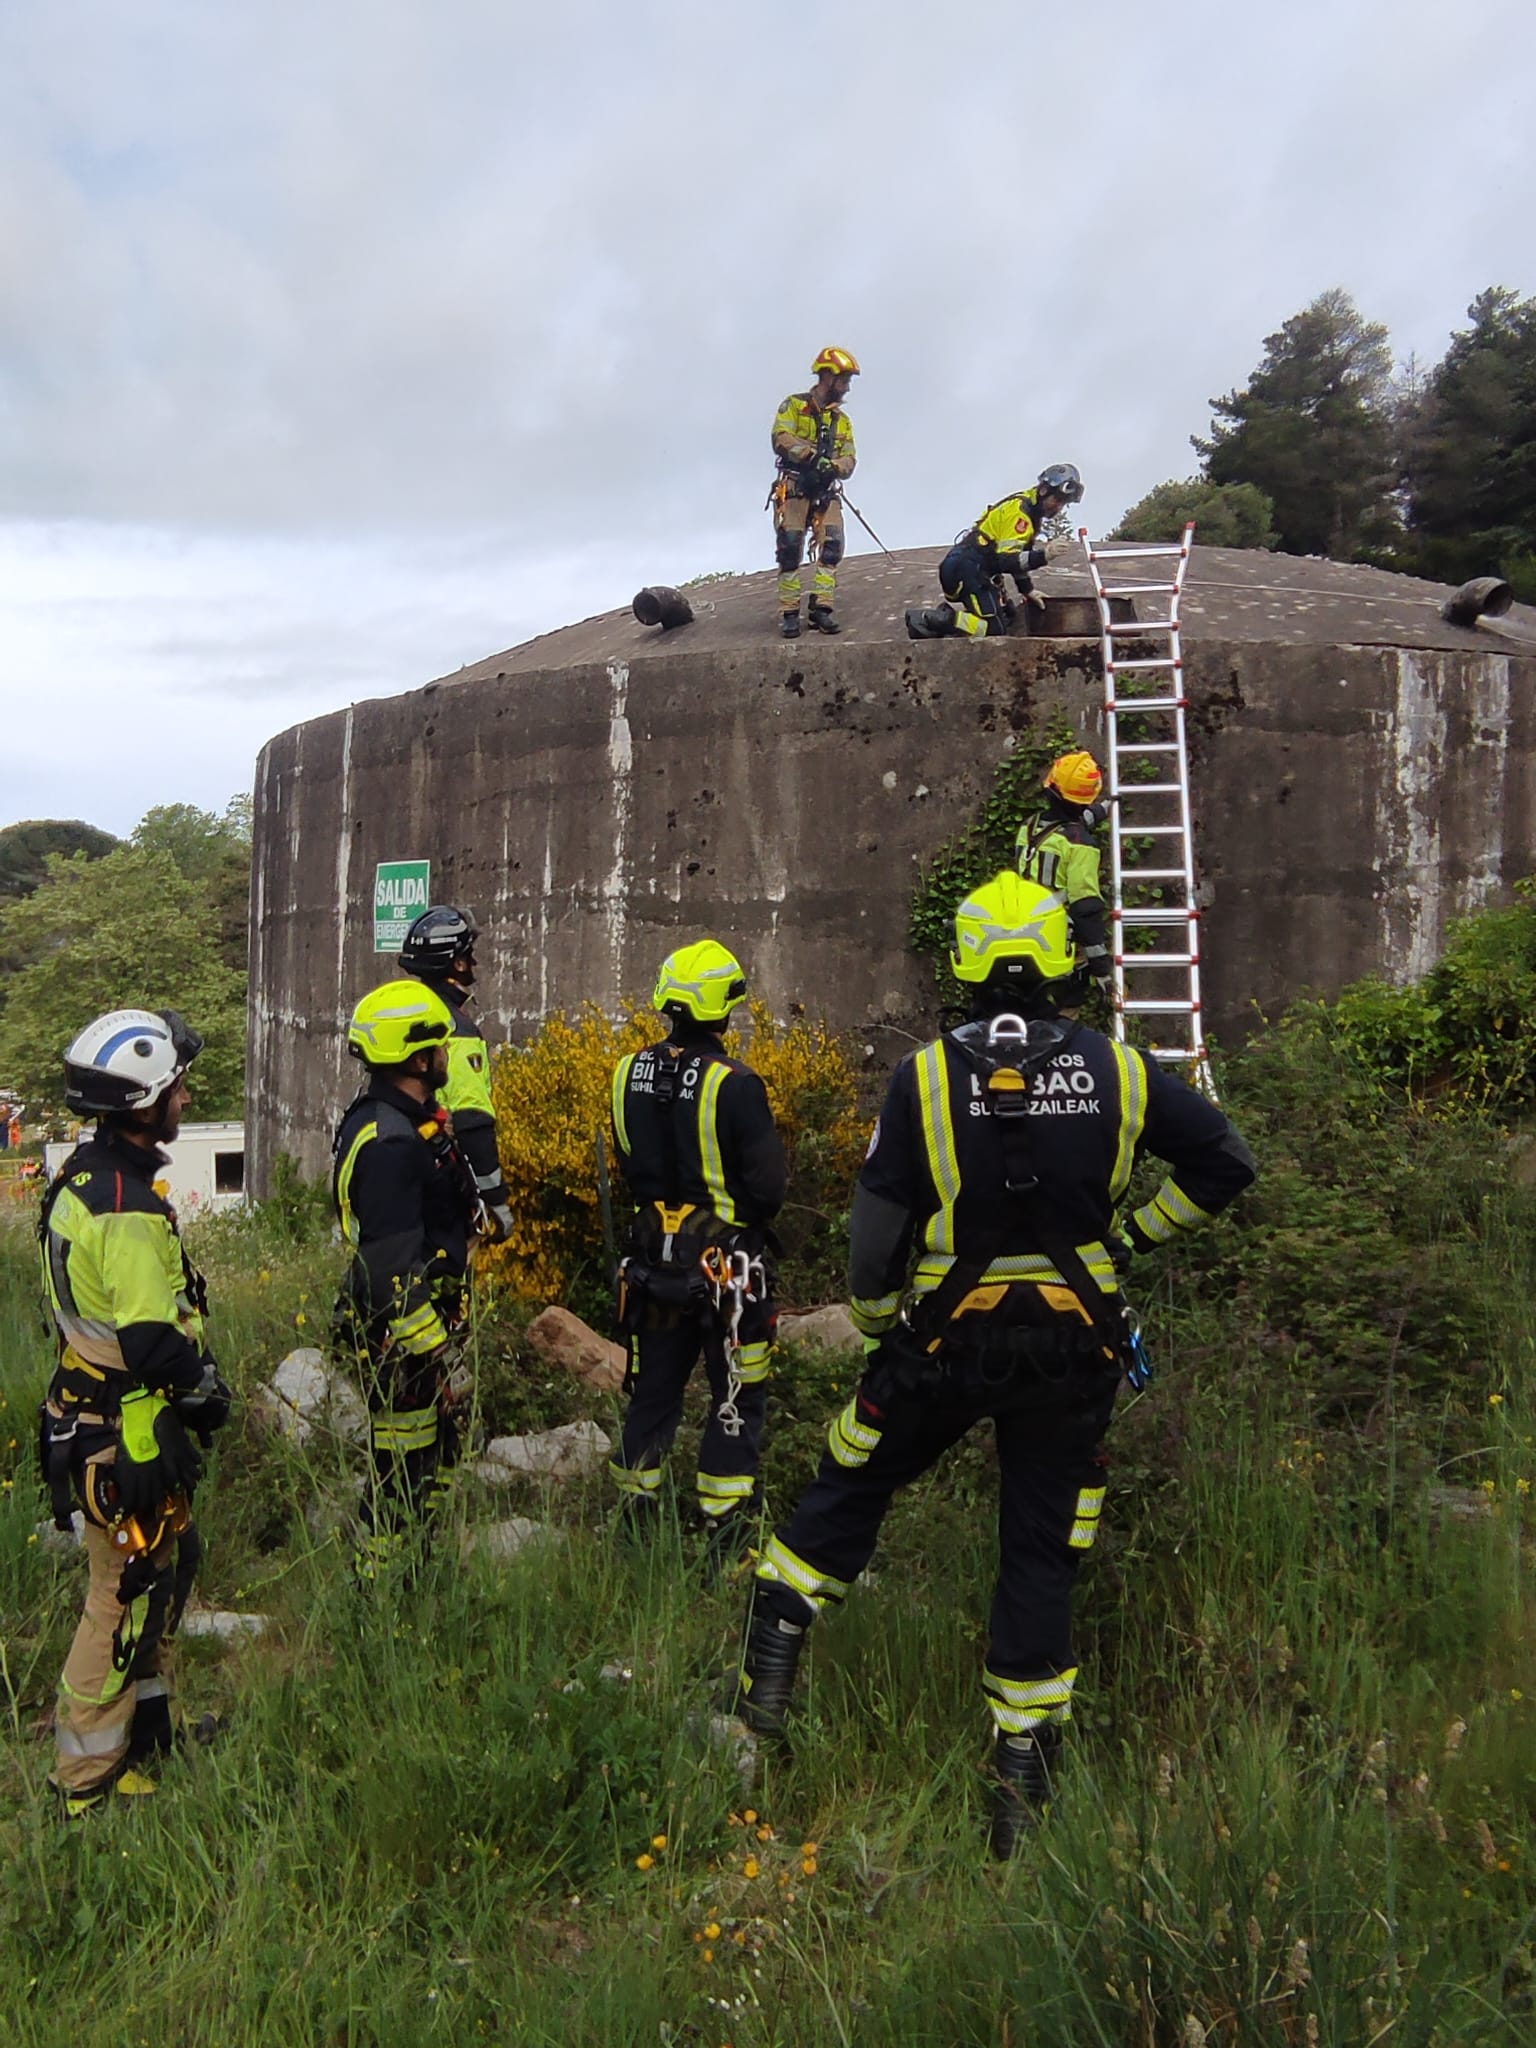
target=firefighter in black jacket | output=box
[399,904,513,1241]
[39,1008,232,1813]
[331,979,480,1572]
[733,872,1256,1855]
[609,941,788,1555]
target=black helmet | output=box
[399,905,479,978]
[1037,463,1083,505]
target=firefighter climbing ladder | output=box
[1078,521,1214,1095]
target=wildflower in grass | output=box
[1499,1859,1512,1872]
[1513,1688,1525,1701]
[635,1854,655,1871]
[705,1923,721,1940]
[651,1834,668,1850]
[702,1948,714,1963]
[801,1857,818,1876]
[1481,1478,1497,1495]
[1283,1939,1311,1992]
[743,1857,760,1879]
[1489,1392,1505,1406]
[755,1824,773,1842]
[1518,1479,1531,1496]
[743,1809,757,1824]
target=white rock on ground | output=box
[478,1418,612,1481]
[776,1304,862,1353]
[460,1518,559,1564]
[525,1306,627,1393]
[180,1608,272,1641]
[253,1347,368,1447]
[34,1512,85,1556]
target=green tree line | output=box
[1113,283,1536,599]
[0,801,251,1123]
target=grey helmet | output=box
[1037,464,1084,504]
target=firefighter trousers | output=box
[53,1455,198,1794]
[612,1300,774,1521]
[774,492,844,613]
[754,1350,1120,1733]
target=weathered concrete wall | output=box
[249,602,1535,1190]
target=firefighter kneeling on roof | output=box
[731,872,1256,1857]
[609,941,787,1566]
[331,980,484,1577]
[39,1009,232,1815]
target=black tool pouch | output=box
[38,1404,80,1532]
[865,1321,948,1409]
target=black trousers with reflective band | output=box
[758,1353,1119,1688]
[615,1296,773,1518]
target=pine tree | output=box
[1195,289,1397,560]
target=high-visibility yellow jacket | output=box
[1017,809,1110,979]
[40,1128,210,1416]
[964,487,1050,575]
[772,393,856,488]
[426,981,509,1206]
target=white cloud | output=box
[0,0,1531,826]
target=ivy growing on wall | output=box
[908,712,1080,998]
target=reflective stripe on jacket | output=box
[331,1083,471,1358]
[771,393,857,480]
[611,1035,787,1228]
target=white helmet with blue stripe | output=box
[63,1009,200,1116]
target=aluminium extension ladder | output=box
[1078,521,1214,1095]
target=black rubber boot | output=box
[733,1592,807,1736]
[807,603,841,635]
[905,602,956,640]
[989,1723,1062,1859]
[124,1692,175,1766]
[779,610,802,639]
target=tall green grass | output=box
[1,1019,1533,2045]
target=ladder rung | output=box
[1118,953,1196,967]
[1114,741,1180,754]
[1105,619,1175,633]
[1114,823,1186,836]
[1116,908,1199,925]
[1109,696,1187,711]
[1147,1047,1204,1062]
[1089,542,1188,558]
[1101,581,1178,596]
[1107,657,1184,673]
[1113,781,1183,794]
[1117,867,1189,880]
[1122,999,1201,1015]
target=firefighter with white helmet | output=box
[731,873,1255,1856]
[39,1007,232,1814]
[770,347,860,639]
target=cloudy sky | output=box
[1,0,1531,835]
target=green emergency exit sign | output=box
[373,860,431,953]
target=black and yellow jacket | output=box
[772,392,857,498]
[962,487,1051,581]
[610,1028,788,1231]
[421,977,509,1207]
[1017,801,1110,980]
[40,1127,210,1424]
[331,1080,475,1360]
[848,1020,1254,1337]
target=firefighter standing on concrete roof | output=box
[730,872,1255,1857]
[907,464,1084,641]
[609,940,788,1566]
[38,1008,233,1815]
[1018,752,1114,1000]
[398,905,514,1244]
[770,347,859,640]
[331,979,481,1576]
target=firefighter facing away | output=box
[906,464,1084,641]
[770,347,859,640]
[1017,751,1114,999]
[610,941,788,1558]
[398,904,514,1242]
[732,873,1255,1856]
[331,980,482,1573]
[39,1009,233,1814]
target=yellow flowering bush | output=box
[481,998,870,1306]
